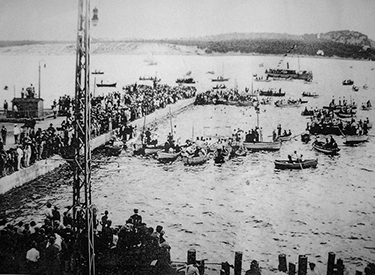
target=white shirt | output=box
[26,248,40,262]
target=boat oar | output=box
[298,160,303,170]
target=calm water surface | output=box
[1,54,375,273]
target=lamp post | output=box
[38,59,46,98]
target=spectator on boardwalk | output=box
[1,125,7,145]
[3,100,8,115]
[16,145,23,170]
[129,209,142,227]
[13,124,20,144]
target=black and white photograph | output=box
[0,0,374,274]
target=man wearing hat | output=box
[13,124,20,144]
[130,209,142,227]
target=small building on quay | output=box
[10,97,44,119]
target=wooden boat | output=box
[237,100,255,107]
[92,70,104,74]
[276,134,292,142]
[274,159,318,169]
[344,135,369,145]
[259,90,286,97]
[254,78,271,82]
[183,155,208,166]
[312,140,340,155]
[212,76,229,82]
[243,141,281,151]
[302,92,319,98]
[157,151,180,163]
[336,111,356,119]
[342,79,354,85]
[96,82,117,87]
[212,84,226,90]
[144,146,163,156]
[274,100,302,107]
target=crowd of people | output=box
[0,204,172,274]
[0,83,196,178]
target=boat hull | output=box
[312,142,340,155]
[243,141,281,151]
[157,151,180,162]
[96,83,117,87]
[183,155,208,165]
[344,135,369,144]
[274,159,318,169]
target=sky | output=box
[1,0,375,41]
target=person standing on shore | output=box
[3,100,8,115]
[13,124,20,144]
[1,125,7,145]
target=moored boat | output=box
[157,151,180,163]
[302,92,319,98]
[344,135,369,145]
[243,141,281,151]
[212,76,229,82]
[312,140,340,155]
[274,159,318,169]
[96,82,117,87]
[183,155,209,166]
[92,70,104,74]
[266,69,313,81]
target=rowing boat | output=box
[312,141,340,155]
[157,151,180,163]
[274,159,318,169]
[344,135,369,145]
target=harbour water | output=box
[1,54,375,274]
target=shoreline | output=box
[0,42,373,62]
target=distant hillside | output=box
[1,30,374,59]
[161,30,375,60]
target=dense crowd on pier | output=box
[0,204,172,274]
[0,83,196,178]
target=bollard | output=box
[221,261,231,275]
[289,263,296,275]
[234,251,243,275]
[187,249,196,265]
[298,255,308,275]
[336,259,344,275]
[279,254,288,272]
[327,252,336,275]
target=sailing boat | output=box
[156,107,180,162]
[237,74,258,107]
[243,105,281,151]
